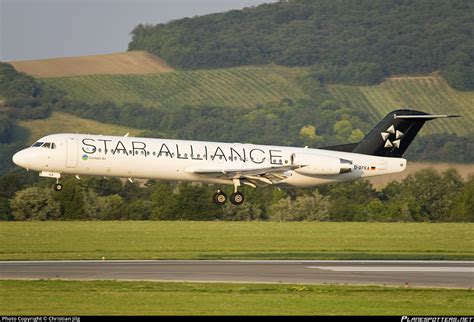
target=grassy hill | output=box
[328,75,474,136]
[42,65,309,109]
[18,111,143,144]
[40,62,472,136]
[9,51,174,78]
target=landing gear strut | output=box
[231,178,244,205]
[54,178,63,191]
[39,172,63,192]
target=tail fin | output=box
[323,109,459,158]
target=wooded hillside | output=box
[128,0,474,90]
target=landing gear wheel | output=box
[213,190,227,205]
[230,191,244,205]
[54,183,63,191]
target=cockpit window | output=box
[31,141,56,149]
[32,142,44,147]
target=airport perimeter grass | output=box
[0,221,472,260]
[1,280,472,315]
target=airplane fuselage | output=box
[13,133,406,188]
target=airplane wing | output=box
[185,165,296,187]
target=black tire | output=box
[213,191,227,205]
[230,192,244,205]
[54,183,63,192]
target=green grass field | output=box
[328,75,474,136]
[17,111,144,144]
[1,280,472,315]
[43,65,309,109]
[0,221,472,260]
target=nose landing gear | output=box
[39,172,63,192]
[54,178,63,191]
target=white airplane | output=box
[12,110,457,205]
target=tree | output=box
[172,183,222,220]
[0,115,14,144]
[0,196,11,220]
[382,168,464,222]
[268,197,294,221]
[121,199,153,220]
[449,176,474,222]
[94,195,124,220]
[222,202,264,221]
[268,191,331,221]
[10,187,61,220]
[325,180,377,221]
[443,44,474,90]
[293,191,331,221]
[149,182,179,220]
[128,0,472,79]
[340,62,385,85]
[299,125,323,146]
[52,177,86,219]
[333,119,353,141]
[349,129,364,142]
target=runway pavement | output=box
[0,260,472,288]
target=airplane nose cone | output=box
[12,150,28,168]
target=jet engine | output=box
[291,153,353,176]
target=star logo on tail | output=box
[381,125,404,148]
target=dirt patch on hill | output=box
[8,51,174,77]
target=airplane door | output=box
[66,137,78,168]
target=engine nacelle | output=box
[292,153,352,176]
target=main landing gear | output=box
[213,189,227,205]
[213,190,245,205]
[230,191,244,205]
[213,179,245,205]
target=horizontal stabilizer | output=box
[394,114,460,120]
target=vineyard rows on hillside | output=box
[44,66,309,109]
[328,76,474,136]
